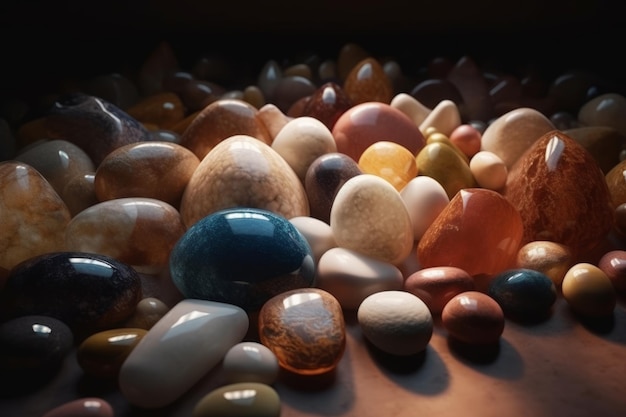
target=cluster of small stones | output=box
[1,39,626,416]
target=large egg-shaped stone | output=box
[180,135,309,228]
[170,207,315,312]
[330,174,414,265]
[0,252,142,333]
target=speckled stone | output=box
[562,263,617,317]
[0,161,71,270]
[304,152,362,224]
[343,57,393,105]
[180,135,310,228]
[77,328,147,378]
[441,291,505,345]
[221,342,280,385]
[0,252,142,333]
[193,382,281,417]
[330,174,414,265]
[258,288,345,375]
[65,197,186,271]
[119,299,248,408]
[404,266,475,315]
[178,99,272,160]
[170,207,315,312]
[488,268,557,321]
[302,82,353,130]
[503,130,614,260]
[357,290,433,356]
[316,247,404,310]
[42,397,114,417]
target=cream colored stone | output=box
[289,216,337,263]
[419,99,462,137]
[469,150,508,190]
[256,103,292,140]
[399,176,450,241]
[390,93,431,127]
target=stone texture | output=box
[357,290,433,356]
[94,141,200,208]
[170,207,315,312]
[178,99,272,160]
[65,197,186,271]
[0,252,142,334]
[316,247,404,310]
[441,291,504,345]
[330,174,414,265]
[488,269,557,321]
[418,188,524,277]
[301,82,353,130]
[119,299,249,408]
[0,161,71,270]
[503,130,614,260]
[258,288,345,375]
[404,266,475,315]
[358,141,418,191]
[343,58,393,105]
[332,102,426,162]
[180,135,309,228]
[515,241,573,287]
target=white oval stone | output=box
[357,290,433,356]
[221,342,280,385]
[271,116,337,182]
[390,93,431,127]
[330,174,413,265]
[289,216,337,264]
[400,176,450,241]
[118,299,249,408]
[469,150,508,190]
[317,247,404,310]
[418,99,462,137]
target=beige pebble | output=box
[469,150,508,190]
[123,297,170,329]
[271,116,337,182]
[317,247,404,310]
[562,263,617,317]
[256,103,292,140]
[515,241,573,287]
[419,99,461,137]
[288,216,337,263]
[390,93,431,127]
[221,342,280,385]
[399,176,450,241]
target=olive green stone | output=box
[192,382,281,417]
[416,142,477,199]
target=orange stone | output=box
[178,99,272,160]
[503,130,614,260]
[417,188,524,277]
[343,58,393,105]
[358,141,417,191]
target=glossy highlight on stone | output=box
[358,140,418,191]
[561,263,616,318]
[515,240,573,286]
[0,252,142,333]
[221,342,280,385]
[42,397,114,417]
[503,130,614,259]
[418,188,524,277]
[258,288,345,375]
[170,207,315,311]
[193,382,281,417]
[441,291,505,345]
[404,266,475,315]
[488,268,557,321]
[77,328,147,378]
[343,58,393,105]
[119,299,249,408]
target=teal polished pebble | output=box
[488,268,557,321]
[170,207,315,312]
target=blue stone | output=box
[488,268,557,321]
[170,207,315,312]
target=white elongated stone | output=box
[317,247,404,310]
[418,99,461,136]
[119,299,249,408]
[390,93,431,127]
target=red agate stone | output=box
[503,130,614,260]
[417,188,524,277]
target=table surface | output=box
[2,271,626,417]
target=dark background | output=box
[1,0,625,100]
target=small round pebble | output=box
[488,268,557,321]
[441,291,505,345]
[515,240,573,286]
[222,342,280,385]
[469,150,508,190]
[403,266,475,315]
[357,290,433,356]
[562,263,617,317]
[598,250,626,293]
[42,397,114,417]
[193,382,281,417]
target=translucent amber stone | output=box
[358,141,417,191]
[504,130,614,259]
[417,188,524,277]
[178,99,272,160]
[0,162,71,270]
[94,141,200,208]
[258,288,345,375]
[343,58,393,105]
